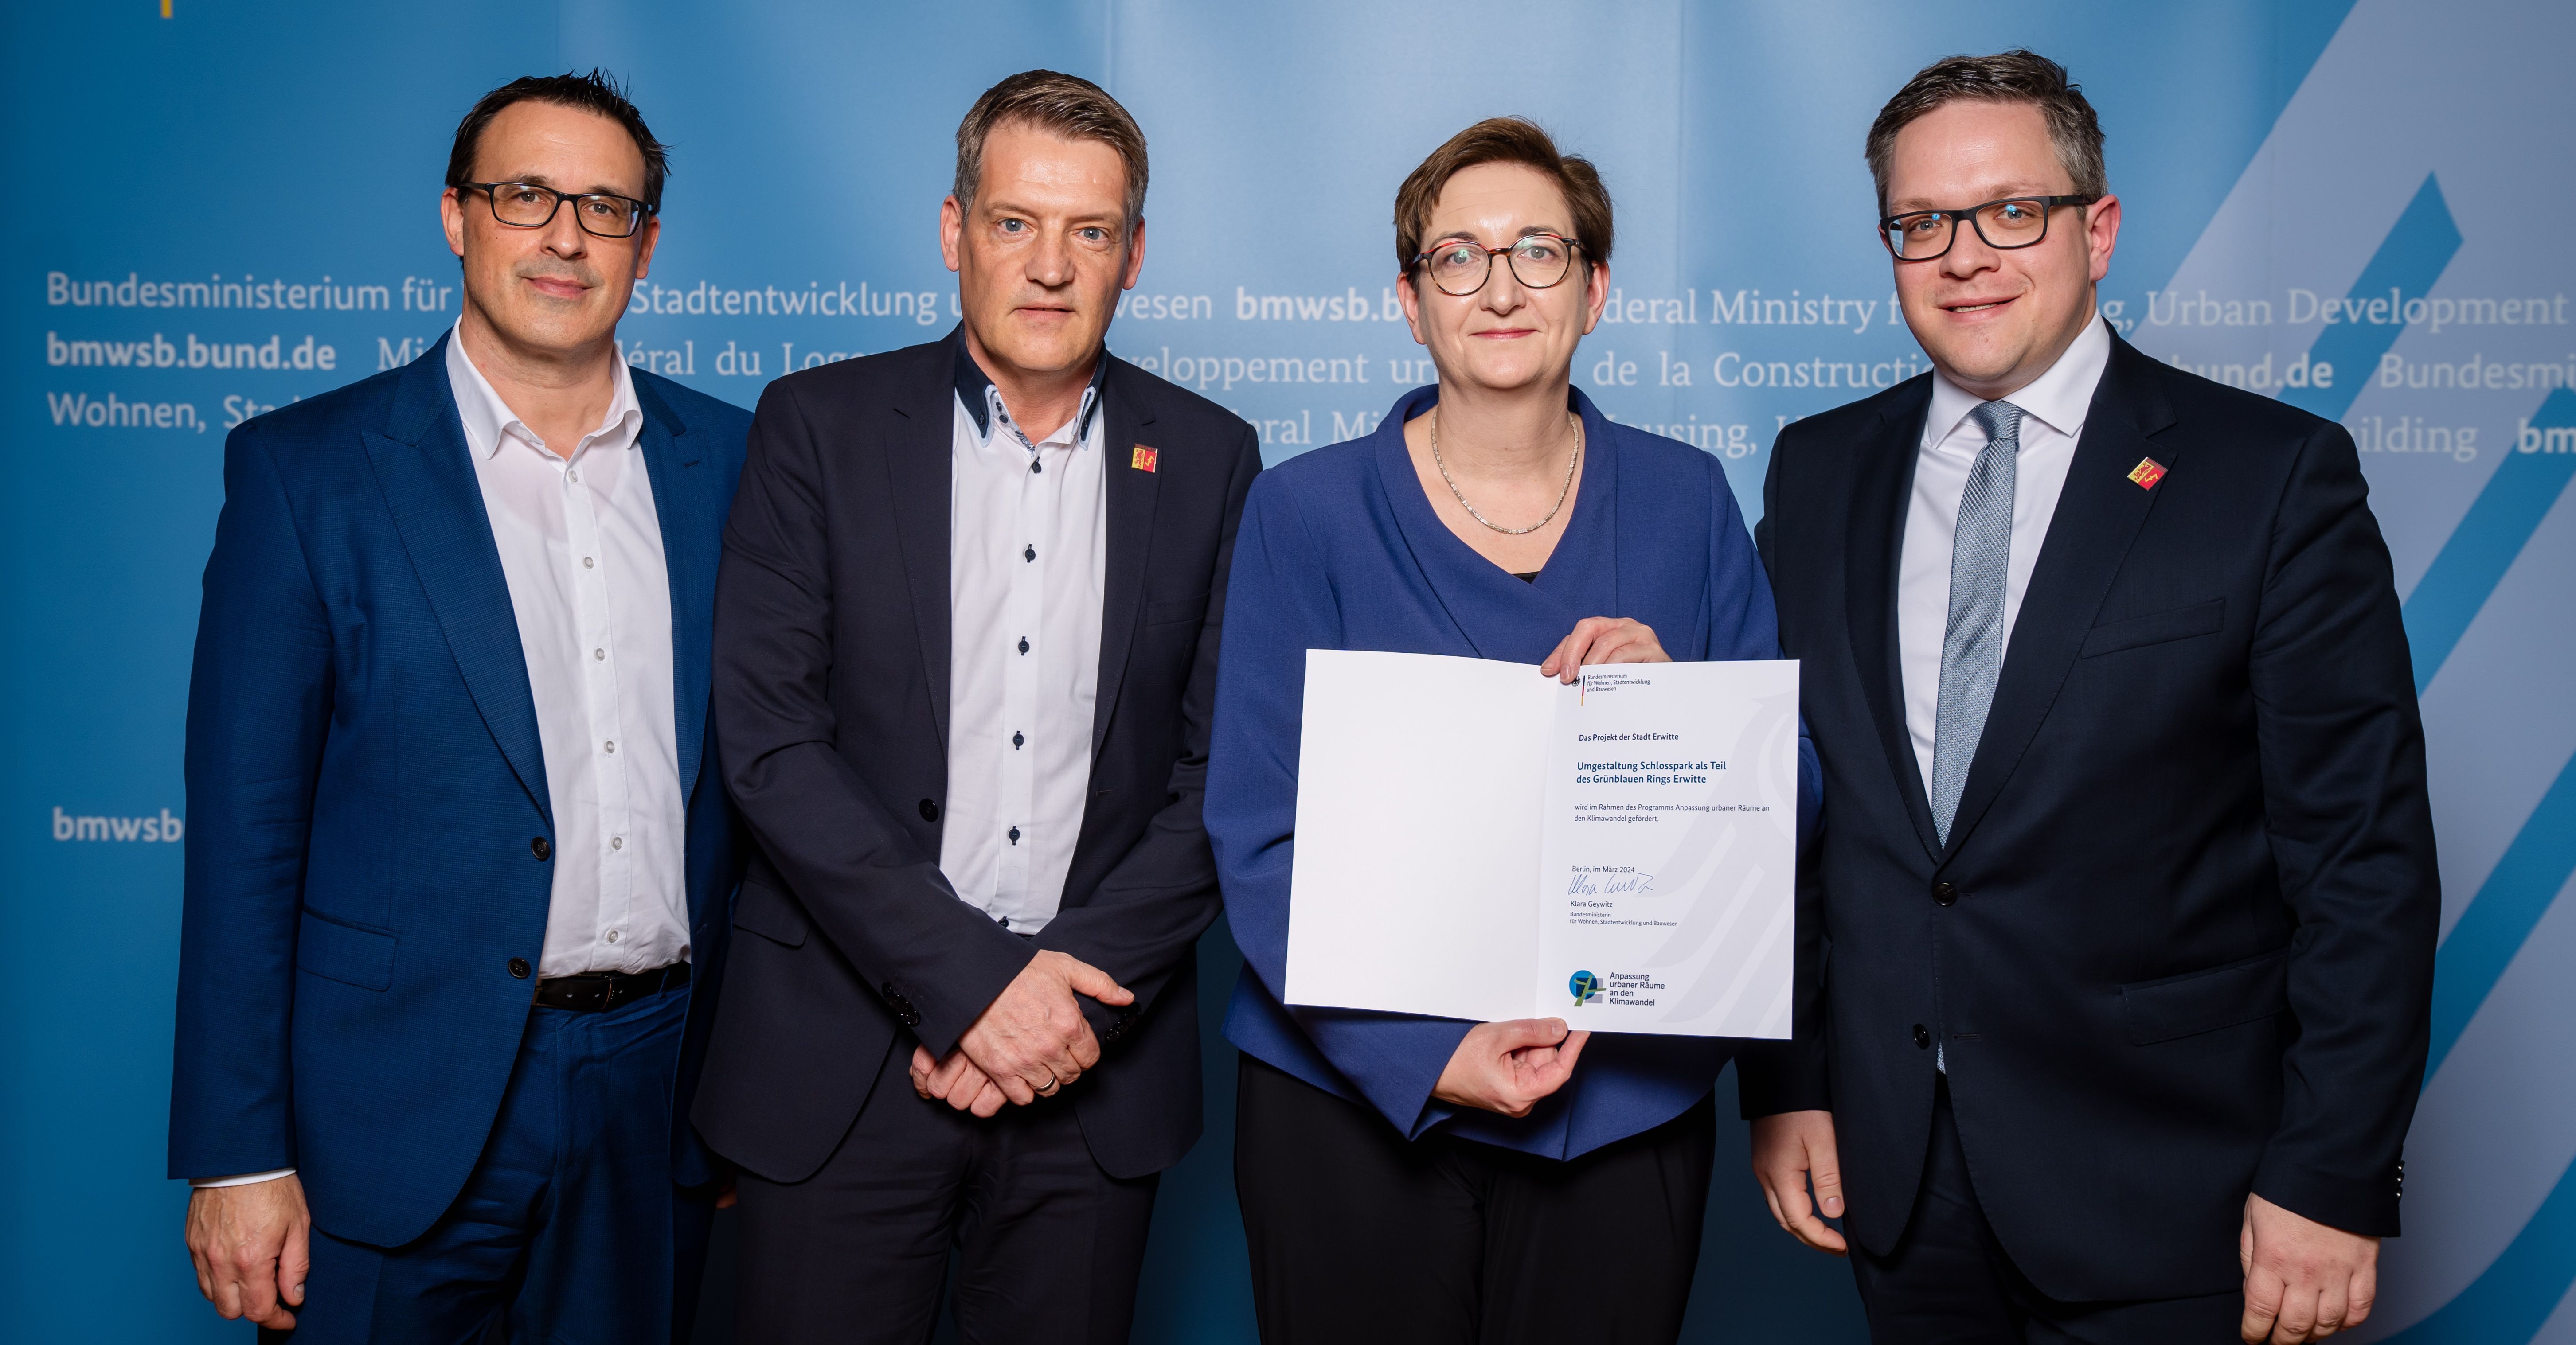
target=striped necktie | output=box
[1930,399,2025,845]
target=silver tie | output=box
[1930,400,2025,845]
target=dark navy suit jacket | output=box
[692,329,1261,1184]
[168,336,751,1248]
[1755,335,2437,1300]
[1207,384,1822,1161]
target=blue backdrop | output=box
[6,2,2572,1341]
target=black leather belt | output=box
[532,961,689,1013]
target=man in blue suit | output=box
[170,71,749,1341]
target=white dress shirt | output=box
[939,356,1108,936]
[1898,312,2111,795]
[193,331,692,1189]
[449,326,690,979]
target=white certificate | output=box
[1285,649,1799,1038]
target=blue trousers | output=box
[271,985,711,1344]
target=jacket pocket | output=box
[2080,597,2226,658]
[1144,592,1210,626]
[2119,947,2289,1045]
[732,878,811,948]
[296,910,396,991]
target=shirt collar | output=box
[1924,310,2112,448]
[952,328,1108,447]
[445,320,643,462]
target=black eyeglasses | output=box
[1879,195,2097,261]
[1412,233,1583,296]
[461,181,656,238]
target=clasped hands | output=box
[909,949,1133,1117]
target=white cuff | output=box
[191,1168,296,1189]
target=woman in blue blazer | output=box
[1208,117,1821,1343]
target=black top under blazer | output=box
[1752,334,2438,1301]
[692,328,1261,1183]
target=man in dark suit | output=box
[1739,51,2437,1344]
[693,70,1260,1343]
[171,73,749,1340]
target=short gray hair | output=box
[1865,50,2106,214]
[952,70,1149,225]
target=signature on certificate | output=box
[1566,869,1656,898]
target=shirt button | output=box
[611,835,623,850]
[531,837,551,861]
[567,468,579,483]
[584,556,595,569]
[1018,637,1030,655]
[594,648,606,661]
[1912,1024,1932,1050]
[1024,544,1036,563]
[1012,730,1025,749]
[1030,459,1042,475]
[1008,826,1021,844]
[508,956,532,979]
[603,740,616,754]
[606,928,621,943]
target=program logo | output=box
[1568,970,1602,1007]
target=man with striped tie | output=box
[1733,49,2437,1345]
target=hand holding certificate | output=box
[1286,649,1800,1038]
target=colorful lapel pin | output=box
[1130,445,1159,473]
[2127,457,2167,490]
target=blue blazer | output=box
[168,336,752,1248]
[1206,384,1820,1161]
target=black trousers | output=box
[1851,1079,2244,1344]
[1234,1055,1716,1345]
[732,1044,1160,1345]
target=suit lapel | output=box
[362,336,550,824]
[1092,363,1161,753]
[1845,378,1943,861]
[632,377,711,803]
[886,343,956,746]
[1939,338,2177,861]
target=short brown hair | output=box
[1392,117,1614,277]
[953,70,1149,225]
[447,70,668,211]
[1865,50,2106,214]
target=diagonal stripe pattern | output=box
[2382,1149,2576,1343]
[2282,172,2463,424]
[2427,748,2576,1084]
[2402,389,2576,696]
[1931,399,2023,845]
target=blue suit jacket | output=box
[168,336,752,1248]
[1206,384,1820,1162]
